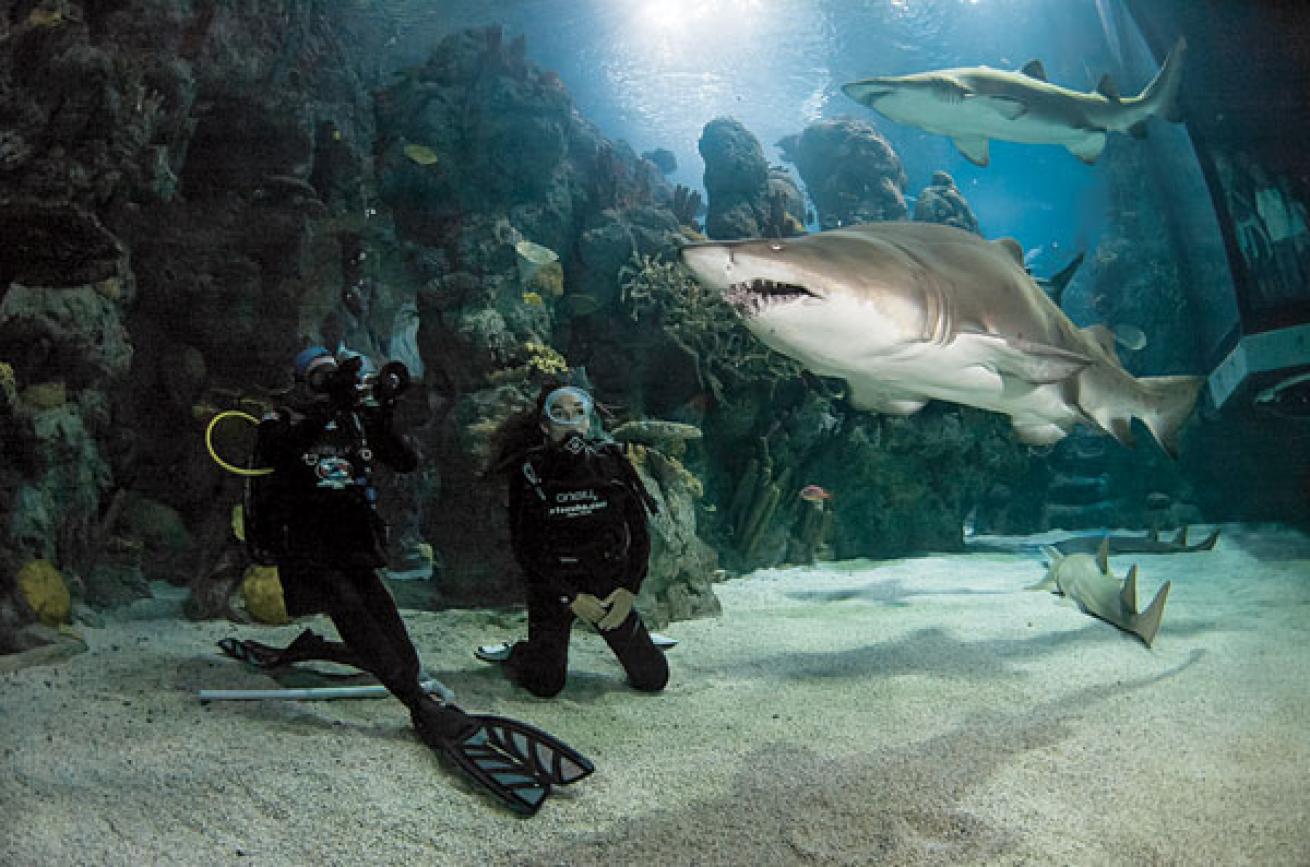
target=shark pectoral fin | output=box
[1012,420,1068,446]
[1067,132,1107,164]
[1025,575,1058,592]
[993,337,1091,384]
[952,135,990,167]
[846,377,926,415]
[973,95,1028,120]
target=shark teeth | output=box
[725,278,815,318]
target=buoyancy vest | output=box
[244,404,386,564]
[518,437,656,585]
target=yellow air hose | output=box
[205,410,274,477]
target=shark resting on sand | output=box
[679,221,1204,455]
[1053,525,1219,557]
[1028,538,1171,648]
[842,38,1187,166]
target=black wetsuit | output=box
[253,397,429,708]
[505,436,668,697]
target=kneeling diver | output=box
[219,346,592,814]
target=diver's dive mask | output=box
[542,386,594,429]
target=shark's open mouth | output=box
[724,278,816,318]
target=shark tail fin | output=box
[1133,577,1171,648]
[1137,374,1204,459]
[1138,37,1187,123]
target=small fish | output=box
[403,144,439,166]
[28,8,65,28]
[521,291,544,306]
[798,484,833,503]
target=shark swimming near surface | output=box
[678,222,1203,455]
[1028,538,1171,648]
[841,38,1187,166]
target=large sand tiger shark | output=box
[679,222,1203,455]
[841,38,1187,166]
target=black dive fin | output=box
[436,723,554,815]
[423,707,594,815]
[472,714,596,786]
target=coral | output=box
[522,341,568,376]
[671,184,702,231]
[619,253,802,400]
[795,500,834,564]
[725,440,793,564]
[17,559,71,627]
[240,565,289,625]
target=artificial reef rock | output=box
[778,117,908,228]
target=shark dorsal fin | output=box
[1095,537,1110,573]
[1082,324,1120,364]
[1096,74,1121,101]
[1120,563,1140,613]
[993,238,1025,266]
[1020,60,1048,81]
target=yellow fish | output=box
[403,144,439,166]
[521,291,544,306]
[28,8,65,27]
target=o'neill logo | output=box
[549,488,607,518]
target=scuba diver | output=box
[219,346,593,815]
[478,383,670,697]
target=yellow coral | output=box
[241,565,290,625]
[523,341,568,375]
[17,559,71,627]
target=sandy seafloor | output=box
[2,523,1308,866]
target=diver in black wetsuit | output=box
[222,347,592,815]
[481,384,669,698]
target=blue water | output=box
[365,0,1173,267]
